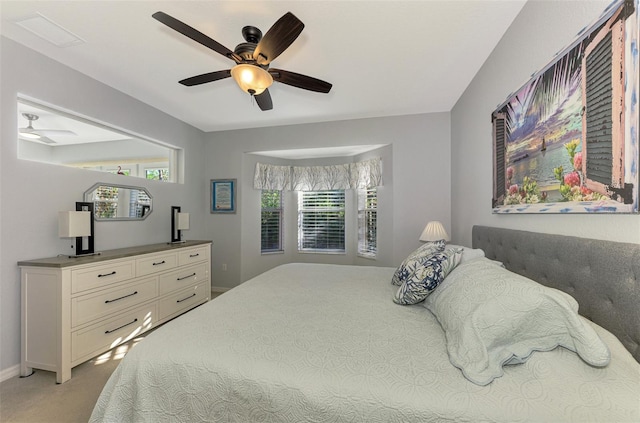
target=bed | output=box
[90,226,640,422]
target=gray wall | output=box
[451,0,640,247]
[203,113,451,289]
[0,37,206,375]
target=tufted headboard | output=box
[472,225,640,363]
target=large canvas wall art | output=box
[492,0,639,214]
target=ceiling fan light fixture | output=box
[230,64,273,95]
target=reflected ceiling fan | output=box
[152,11,332,111]
[19,113,76,144]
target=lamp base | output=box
[168,240,186,245]
[68,252,102,258]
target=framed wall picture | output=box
[491,0,639,214]
[211,179,236,214]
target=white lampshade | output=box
[230,64,273,95]
[177,212,190,230]
[419,221,449,242]
[58,211,91,238]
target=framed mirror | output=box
[84,183,153,221]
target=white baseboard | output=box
[211,286,231,293]
[0,364,20,383]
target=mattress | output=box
[91,263,640,422]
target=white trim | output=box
[0,364,21,383]
[211,286,231,293]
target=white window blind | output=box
[261,190,283,253]
[298,190,345,253]
[358,188,377,257]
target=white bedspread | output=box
[91,263,640,422]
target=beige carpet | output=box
[0,335,142,423]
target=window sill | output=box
[357,253,377,260]
[297,250,346,255]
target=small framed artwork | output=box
[210,179,237,214]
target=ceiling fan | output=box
[19,113,76,144]
[152,11,332,111]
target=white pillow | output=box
[424,258,611,385]
[446,244,485,263]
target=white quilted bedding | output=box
[91,263,640,423]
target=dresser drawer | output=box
[71,303,156,362]
[178,246,209,266]
[71,277,158,328]
[136,252,177,276]
[158,263,209,295]
[71,260,135,294]
[158,283,209,321]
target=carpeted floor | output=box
[0,335,143,423]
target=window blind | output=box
[261,190,283,252]
[298,191,345,253]
[358,188,377,257]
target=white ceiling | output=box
[1,1,526,133]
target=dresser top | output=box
[18,240,212,268]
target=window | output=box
[298,190,345,253]
[145,168,170,181]
[358,188,377,257]
[261,190,283,253]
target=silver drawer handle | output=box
[98,271,117,278]
[105,318,138,334]
[177,293,196,303]
[152,260,166,266]
[105,291,138,304]
[189,253,200,258]
[177,272,196,281]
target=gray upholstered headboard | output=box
[472,225,640,363]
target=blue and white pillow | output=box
[393,247,463,305]
[391,240,446,286]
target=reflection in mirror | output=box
[84,183,153,221]
[17,98,178,182]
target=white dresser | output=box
[19,240,211,383]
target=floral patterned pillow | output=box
[391,240,446,286]
[393,247,463,305]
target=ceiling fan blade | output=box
[20,128,76,136]
[254,90,273,111]
[269,69,332,93]
[36,129,76,136]
[152,11,242,63]
[19,132,56,144]
[38,136,57,144]
[179,70,231,86]
[253,12,304,66]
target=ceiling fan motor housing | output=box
[234,42,259,62]
[235,26,265,63]
[242,26,262,43]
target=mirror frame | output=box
[84,183,153,221]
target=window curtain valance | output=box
[253,163,291,191]
[254,157,382,191]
